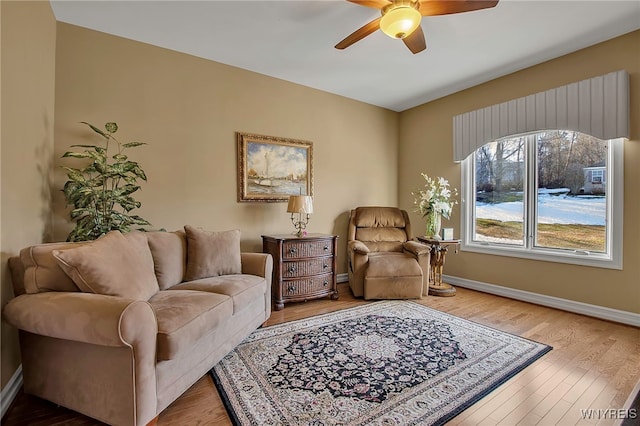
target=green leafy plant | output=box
[61,121,151,241]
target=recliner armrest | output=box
[403,241,431,257]
[2,292,157,347]
[349,240,370,255]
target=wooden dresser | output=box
[262,234,338,310]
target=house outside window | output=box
[461,131,623,269]
[584,167,606,194]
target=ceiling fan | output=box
[335,0,499,54]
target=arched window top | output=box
[452,70,629,163]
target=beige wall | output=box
[52,23,399,270]
[0,1,57,389]
[399,30,640,314]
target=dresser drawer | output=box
[282,258,333,278]
[283,273,333,297]
[283,239,334,259]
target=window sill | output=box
[461,241,622,270]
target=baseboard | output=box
[623,377,640,409]
[1,365,22,419]
[337,273,349,283]
[444,275,640,327]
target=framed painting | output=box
[237,132,314,202]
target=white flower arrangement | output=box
[413,173,458,219]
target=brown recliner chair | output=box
[347,206,431,300]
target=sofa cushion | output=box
[146,230,187,290]
[21,241,85,294]
[148,290,233,361]
[184,226,241,281]
[171,274,266,314]
[53,231,159,301]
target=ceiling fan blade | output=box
[403,26,427,54]
[347,0,391,9]
[418,0,499,16]
[335,17,382,50]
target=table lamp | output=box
[287,195,313,237]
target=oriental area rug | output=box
[211,301,552,426]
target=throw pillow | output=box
[145,230,187,290]
[184,226,241,281]
[53,230,159,301]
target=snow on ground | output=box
[475,234,523,245]
[476,193,606,226]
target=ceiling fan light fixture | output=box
[380,1,421,39]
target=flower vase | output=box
[425,212,442,239]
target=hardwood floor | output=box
[3,283,639,425]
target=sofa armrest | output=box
[2,292,157,347]
[4,291,159,425]
[241,252,273,282]
[8,255,26,296]
[241,252,273,321]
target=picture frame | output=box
[237,132,314,202]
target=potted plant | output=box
[61,121,151,241]
[413,173,458,238]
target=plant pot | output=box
[425,212,442,239]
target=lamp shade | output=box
[287,195,313,214]
[380,5,421,39]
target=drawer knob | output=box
[288,265,297,274]
[323,245,329,251]
[288,285,297,293]
[289,247,297,255]
[323,263,328,269]
[323,280,328,287]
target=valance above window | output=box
[452,70,629,163]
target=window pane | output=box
[534,131,607,252]
[474,139,525,245]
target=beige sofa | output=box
[2,226,273,426]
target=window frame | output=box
[460,134,623,270]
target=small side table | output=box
[416,237,461,297]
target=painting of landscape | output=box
[237,132,313,202]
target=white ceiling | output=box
[50,0,640,112]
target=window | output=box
[461,131,623,269]
[590,169,604,184]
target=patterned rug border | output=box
[211,301,553,426]
[211,369,244,426]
